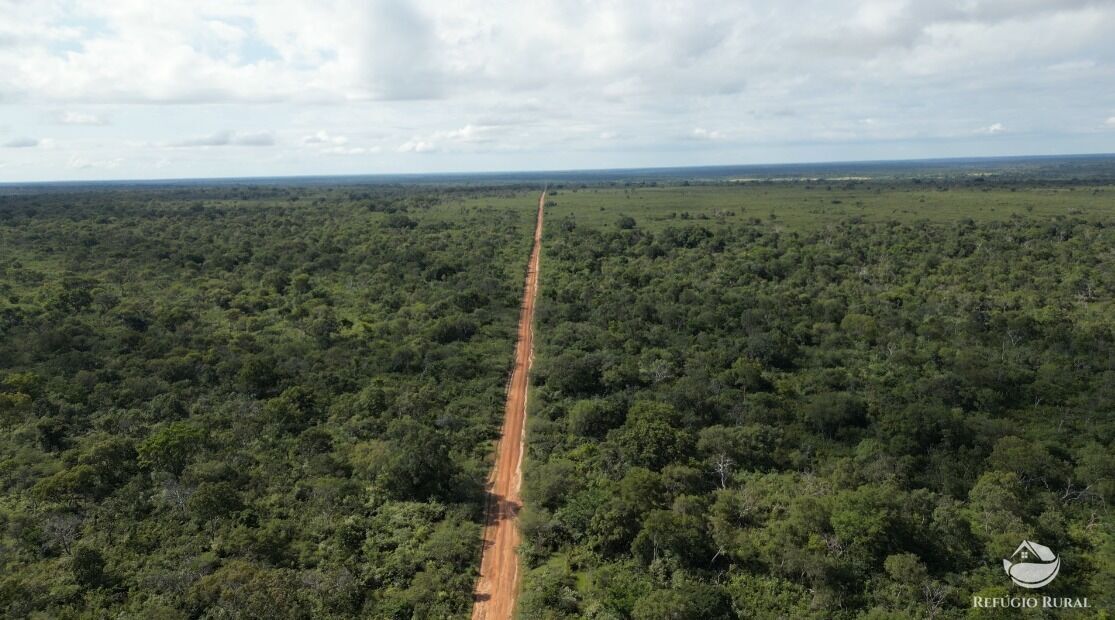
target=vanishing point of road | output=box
[471,190,545,620]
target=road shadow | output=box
[481,492,521,526]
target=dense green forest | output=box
[0,185,533,618]
[2,177,1113,619]
[519,183,1115,619]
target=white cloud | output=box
[233,131,275,146]
[0,0,1101,107]
[3,137,39,148]
[69,155,122,169]
[397,139,435,153]
[170,130,274,147]
[442,124,493,143]
[393,124,501,154]
[323,145,379,155]
[170,131,234,147]
[57,110,108,125]
[691,127,725,141]
[303,131,348,145]
[303,130,379,154]
[205,19,247,44]
[1105,116,1115,128]
[362,0,443,99]
[1,0,1114,180]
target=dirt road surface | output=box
[471,190,545,620]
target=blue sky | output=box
[1,0,1114,181]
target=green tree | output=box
[188,482,243,521]
[631,582,734,620]
[71,546,106,589]
[137,422,207,475]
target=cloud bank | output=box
[0,0,1113,180]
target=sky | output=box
[1,0,1114,182]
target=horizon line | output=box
[3,151,1114,188]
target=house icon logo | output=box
[1003,540,1060,589]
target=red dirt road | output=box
[471,191,545,620]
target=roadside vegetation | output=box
[520,180,1115,619]
[0,184,534,618]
